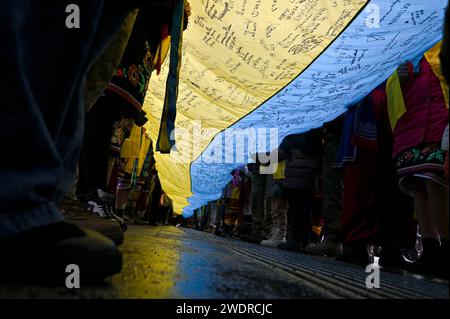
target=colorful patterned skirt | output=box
[396,143,448,196]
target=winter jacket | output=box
[392,55,449,158]
[283,149,319,190]
[278,130,322,190]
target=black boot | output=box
[403,238,444,278]
[379,244,403,268]
[335,240,369,264]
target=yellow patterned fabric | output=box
[424,41,449,109]
[121,125,151,175]
[144,0,367,213]
[386,70,407,132]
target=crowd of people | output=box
[186,39,449,280]
[0,0,447,285]
[59,1,187,244]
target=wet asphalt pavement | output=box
[0,225,448,299]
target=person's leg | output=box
[163,207,171,225]
[243,171,266,242]
[424,179,449,277]
[149,192,162,225]
[413,182,438,239]
[263,175,273,239]
[77,96,119,198]
[321,133,344,240]
[300,191,314,249]
[404,178,448,276]
[278,189,302,251]
[209,203,217,229]
[214,203,224,235]
[135,190,150,222]
[336,150,379,263]
[401,178,447,277]
[251,172,266,238]
[261,196,287,247]
[374,146,417,265]
[115,183,131,218]
[269,198,280,238]
[339,150,379,244]
[0,1,132,237]
[0,1,138,283]
[425,180,449,239]
[278,197,288,240]
[377,183,416,266]
[144,192,154,221]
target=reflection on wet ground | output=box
[0,226,448,298]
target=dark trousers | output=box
[339,103,416,247]
[250,172,272,237]
[284,188,313,246]
[76,95,120,198]
[321,133,344,238]
[0,1,135,238]
[147,178,162,223]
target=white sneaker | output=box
[96,189,117,219]
[87,200,110,219]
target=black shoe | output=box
[240,231,262,244]
[335,241,369,264]
[0,222,122,285]
[379,245,403,268]
[403,238,448,279]
[241,235,262,244]
[92,189,128,232]
[214,226,224,237]
[219,224,235,238]
[304,231,321,250]
[86,191,113,219]
[304,236,343,257]
[278,240,302,252]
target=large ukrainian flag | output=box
[144,0,448,216]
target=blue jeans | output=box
[0,0,136,237]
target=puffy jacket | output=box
[392,57,449,158]
[279,130,322,190]
[283,149,318,190]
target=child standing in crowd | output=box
[387,42,449,278]
[272,129,322,252]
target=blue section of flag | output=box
[183,0,447,217]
